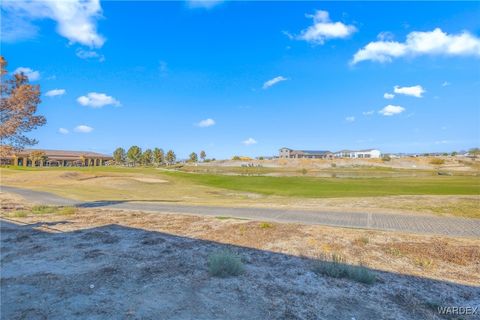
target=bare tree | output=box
[0,56,46,156]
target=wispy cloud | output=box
[362,110,375,116]
[186,0,223,9]
[394,85,425,98]
[77,92,120,108]
[352,28,480,64]
[345,116,355,122]
[76,48,105,62]
[13,67,40,81]
[442,81,451,87]
[292,10,357,45]
[242,137,257,146]
[74,125,94,133]
[263,76,288,89]
[379,105,405,116]
[45,89,66,97]
[384,93,395,99]
[2,0,106,48]
[196,118,216,127]
[58,128,69,134]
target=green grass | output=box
[166,171,480,198]
[3,165,479,199]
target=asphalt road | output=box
[2,185,479,237]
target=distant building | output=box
[0,149,113,167]
[279,148,333,159]
[279,148,381,159]
[333,149,381,159]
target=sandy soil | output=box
[1,193,479,319]
[206,156,480,172]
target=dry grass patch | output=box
[383,240,480,266]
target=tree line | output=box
[113,147,209,166]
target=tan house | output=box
[1,149,113,167]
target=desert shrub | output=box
[353,236,369,246]
[301,168,308,175]
[430,158,445,165]
[232,156,241,160]
[56,206,77,216]
[31,205,57,214]
[12,210,28,218]
[208,249,244,277]
[312,253,375,284]
[382,155,391,162]
[331,163,337,168]
[259,222,272,229]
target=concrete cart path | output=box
[2,185,479,238]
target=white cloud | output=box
[2,0,105,48]
[242,138,257,146]
[394,85,425,98]
[263,76,288,89]
[45,89,66,97]
[186,0,223,9]
[74,125,93,133]
[442,81,451,87]
[295,10,357,44]
[13,67,40,81]
[352,28,480,64]
[77,92,120,108]
[76,48,105,62]
[58,128,69,134]
[197,118,216,127]
[379,105,405,116]
[384,93,395,99]
[345,116,355,122]
[362,110,375,116]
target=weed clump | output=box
[312,253,375,284]
[208,249,244,277]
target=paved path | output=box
[2,185,479,238]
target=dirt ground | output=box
[1,193,479,319]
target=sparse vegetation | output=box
[382,155,391,162]
[312,253,376,284]
[32,205,57,214]
[29,205,76,216]
[259,222,273,229]
[56,206,77,216]
[208,249,244,277]
[353,236,369,246]
[430,158,445,165]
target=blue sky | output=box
[2,1,479,158]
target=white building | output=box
[279,148,381,159]
[334,149,381,159]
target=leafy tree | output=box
[142,149,153,166]
[166,150,176,165]
[28,150,47,166]
[189,152,198,163]
[153,148,164,166]
[451,151,457,156]
[0,56,46,156]
[113,147,126,164]
[232,156,241,160]
[200,150,206,161]
[127,146,142,166]
[469,148,480,158]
